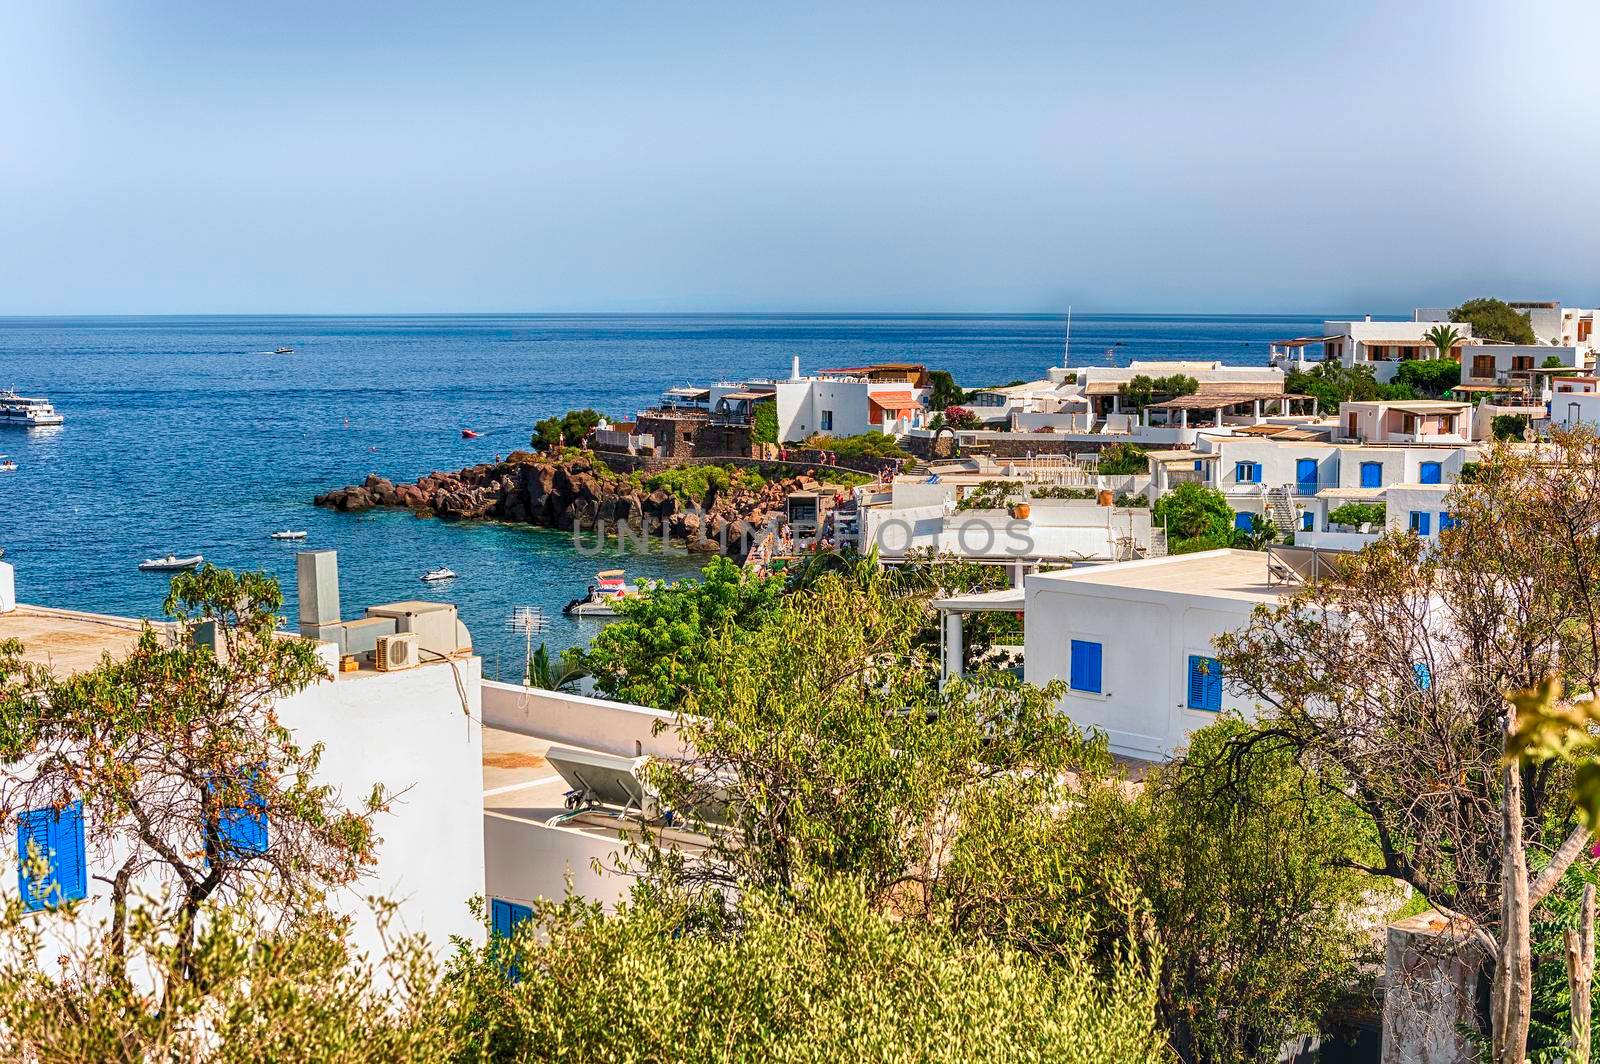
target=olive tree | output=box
[0,566,384,983]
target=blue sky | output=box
[2,1,1597,314]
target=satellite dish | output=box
[1523,426,1537,443]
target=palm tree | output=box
[1423,324,1462,362]
[526,642,585,692]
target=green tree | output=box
[532,408,605,450]
[927,369,966,410]
[942,405,983,430]
[1327,501,1386,528]
[1544,354,1566,369]
[806,432,911,460]
[1394,358,1462,398]
[1117,374,1198,412]
[1286,362,1415,412]
[1423,324,1463,361]
[1217,434,1600,1061]
[1153,482,1234,550]
[0,567,382,983]
[576,557,785,710]
[943,718,1375,1063]
[752,399,778,444]
[1494,413,1531,441]
[1453,298,1538,345]
[1231,513,1281,551]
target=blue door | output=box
[1360,461,1382,488]
[1296,458,1318,493]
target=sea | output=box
[0,312,1329,681]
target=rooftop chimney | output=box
[1364,313,1372,322]
[790,355,801,381]
[297,550,340,631]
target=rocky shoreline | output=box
[313,453,826,560]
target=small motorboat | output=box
[562,569,639,617]
[0,456,15,472]
[139,554,203,572]
[270,529,308,540]
[273,347,294,355]
[421,567,456,582]
[461,429,481,439]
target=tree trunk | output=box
[1568,883,1596,1064]
[1492,747,1533,1063]
[106,858,136,987]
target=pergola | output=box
[1141,392,1319,429]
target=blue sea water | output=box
[0,312,1325,678]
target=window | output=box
[491,898,534,938]
[217,780,268,857]
[1410,511,1432,535]
[1439,512,1455,531]
[1473,354,1496,378]
[1187,655,1223,712]
[1360,461,1382,488]
[1413,662,1432,691]
[1069,640,1102,694]
[1301,511,1314,531]
[17,802,87,911]
[1234,461,1260,483]
[819,410,833,432]
[1234,512,1254,531]
[1193,459,1203,472]
[1512,355,1534,371]
[1419,461,1442,485]
[1296,458,1318,492]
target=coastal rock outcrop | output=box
[314,453,825,560]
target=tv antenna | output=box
[505,606,547,684]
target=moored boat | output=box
[421,566,456,582]
[139,554,203,572]
[562,569,639,617]
[461,429,481,439]
[270,529,308,540]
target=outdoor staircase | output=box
[1265,486,1298,535]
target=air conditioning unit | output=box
[374,633,419,672]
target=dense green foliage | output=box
[1097,442,1149,475]
[636,463,765,506]
[525,642,584,692]
[577,556,785,709]
[1494,413,1531,441]
[1544,355,1566,369]
[1452,297,1537,345]
[752,399,778,444]
[1327,501,1386,528]
[1285,362,1414,412]
[927,369,966,409]
[955,479,1020,511]
[1423,324,1463,360]
[805,431,911,460]
[1393,358,1461,397]
[1117,373,1198,411]
[532,408,604,450]
[1153,482,1234,551]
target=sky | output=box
[1,0,1598,315]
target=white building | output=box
[1417,301,1600,365]
[1336,400,1471,444]
[0,557,486,967]
[1021,551,1280,761]
[1318,317,1473,383]
[774,358,930,441]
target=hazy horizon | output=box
[4,1,1596,316]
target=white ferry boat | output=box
[0,390,64,427]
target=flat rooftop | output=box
[1030,549,1281,604]
[0,604,163,675]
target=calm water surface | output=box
[0,313,1329,675]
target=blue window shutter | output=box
[1069,640,1102,693]
[1235,512,1253,531]
[1235,462,1247,482]
[1410,511,1431,535]
[1420,462,1442,485]
[491,898,514,938]
[1296,458,1317,489]
[1188,656,1223,711]
[1193,459,1203,472]
[1360,462,1382,488]
[1413,662,1432,690]
[17,802,86,910]
[1439,512,1454,531]
[213,774,269,857]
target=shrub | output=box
[533,408,605,450]
[1097,443,1149,476]
[807,433,911,460]
[1327,502,1385,528]
[752,401,778,445]
[1492,414,1530,441]
[943,406,983,431]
